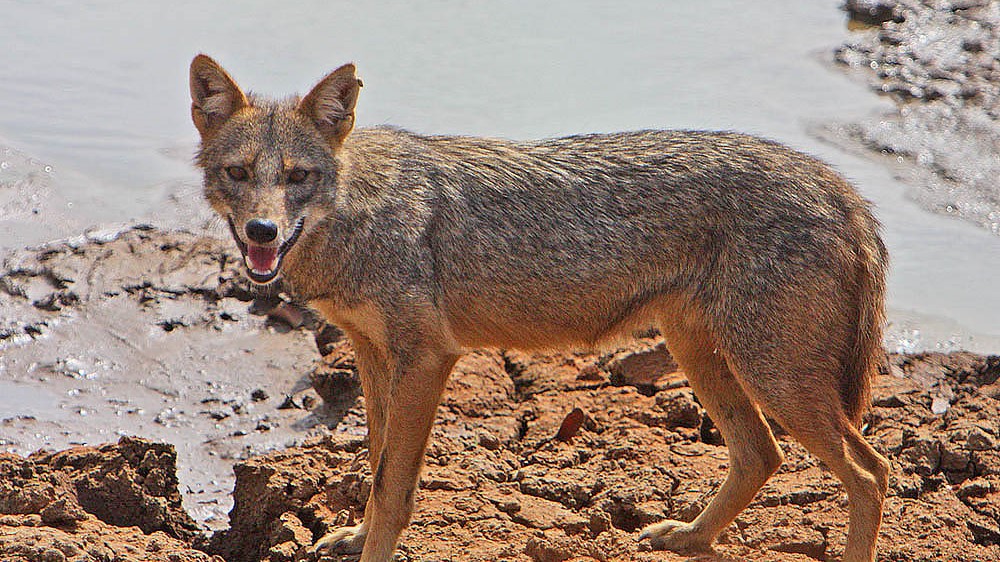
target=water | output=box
[1,0,998,352]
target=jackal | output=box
[190,54,890,562]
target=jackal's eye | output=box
[225,166,249,181]
[287,169,310,184]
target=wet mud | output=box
[830,0,1000,234]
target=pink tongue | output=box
[247,244,278,271]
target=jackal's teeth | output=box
[246,259,273,275]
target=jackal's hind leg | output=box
[640,313,783,553]
[732,363,888,562]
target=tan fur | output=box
[190,54,890,562]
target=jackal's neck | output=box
[279,219,348,304]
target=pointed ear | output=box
[297,63,361,146]
[189,54,250,140]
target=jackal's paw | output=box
[311,523,367,556]
[639,519,712,554]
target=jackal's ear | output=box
[297,63,361,146]
[190,54,250,140]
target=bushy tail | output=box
[841,216,889,428]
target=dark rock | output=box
[844,0,900,26]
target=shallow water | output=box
[1,0,998,351]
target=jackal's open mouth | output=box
[226,216,305,285]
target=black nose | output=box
[245,218,278,244]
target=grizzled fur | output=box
[190,54,890,562]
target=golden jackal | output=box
[190,54,890,562]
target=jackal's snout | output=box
[245,218,278,244]
[225,215,305,285]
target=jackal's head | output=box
[189,54,360,285]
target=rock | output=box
[587,509,611,535]
[523,529,600,562]
[205,438,357,562]
[268,512,312,550]
[525,533,575,562]
[0,437,199,542]
[957,477,994,500]
[504,350,608,398]
[767,532,829,560]
[0,441,222,562]
[443,350,517,417]
[899,435,941,477]
[313,322,343,356]
[39,496,87,526]
[309,362,361,406]
[509,493,589,534]
[555,408,587,442]
[38,549,66,562]
[844,0,899,26]
[604,342,681,394]
[653,389,704,429]
[478,430,502,451]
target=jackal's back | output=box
[336,128,883,350]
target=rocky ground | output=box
[1,224,999,561]
[208,344,1000,562]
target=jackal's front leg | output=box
[315,344,458,562]
[311,333,391,555]
[360,350,457,561]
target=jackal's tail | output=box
[841,216,889,428]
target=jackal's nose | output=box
[245,218,278,244]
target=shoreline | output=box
[832,0,1000,234]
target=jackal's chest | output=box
[310,299,389,348]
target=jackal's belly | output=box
[441,279,677,350]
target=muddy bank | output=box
[207,346,1000,562]
[830,0,1000,234]
[0,225,336,527]
[3,336,1000,561]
